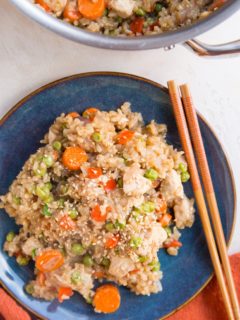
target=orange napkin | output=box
[1,253,239,320]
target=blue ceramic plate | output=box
[0,72,236,320]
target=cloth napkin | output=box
[1,253,239,320]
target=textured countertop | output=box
[0,0,240,253]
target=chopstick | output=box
[180,84,240,320]
[167,80,235,320]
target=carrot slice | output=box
[87,167,103,179]
[63,0,82,21]
[104,179,117,191]
[58,287,73,303]
[130,18,144,34]
[158,213,172,227]
[164,240,182,248]
[37,272,46,286]
[116,130,134,145]
[67,111,80,118]
[35,0,51,12]
[62,146,88,170]
[78,0,105,20]
[209,0,226,10]
[82,107,99,119]
[93,284,120,313]
[91,204,107,222]
[105,234,120,249]
[36,250,64,272]
[59,215,76,230]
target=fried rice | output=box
[0,103,195,312]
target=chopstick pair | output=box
[167,81,240,320]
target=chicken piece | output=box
[160,169,184,205]
[138,224,167,256]
[174,195,195,229]
[108,256,135,277]
[142,0,158,12]
[123,164,152,196]
[108,0,135,18]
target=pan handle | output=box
[184,38,240,56]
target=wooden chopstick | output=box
[167,80,235,320]
[180,84,240,320]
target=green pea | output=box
[69,209,78,220]
[42,204,52,217]
[144,168,158,181]
[13,196,21,205]
[130,237,142,249]
[149,261,160,272]
[115,220,126,230]
[181,172,190,183]
[71,271,82,284]
[105,222,115,232]
[71,243,84,255]
[92,132,102,142]
[101,257,111,268]
[104,8,109,16]
[36,185,49,200]
[117,178,123,188]
[42,155,54,168]
[155,3,163,12]
[53,141,62,151]
[116,16,123,23]
[83,254,93,267]
[6,231,15,242]
[45,182,53,190]
[16,255,29,266]
[58,198,65,208]
[178,162,187,173]
[131,207,141,219]
[32,248,37,258]
[25,283,34,294]
[135,8,145,16]
[141,201,155,213]
[138,256,148,263]
[164,227,172,237]
[33,166,47,177]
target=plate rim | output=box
[0,71,237,320]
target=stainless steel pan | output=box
[10,0,240,55]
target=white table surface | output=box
[1,0,240,254]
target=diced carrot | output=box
[35,0,51,12]
[94,271,105,279]
[82,107,99,120]
[104,179,117,191]
[59,215,76,230]
[36,250,64,272]
[37,272,46,286]
[164,240,182,248]
[67,111,80,118]
[87,167,103,179]
[156,199,167,214]
[129,269,139,275]
[116,130,134,145]
[130,18,144,34]
[62,146,88,170]
[158,213,172,227]
[91,204,107,222]
[78,0,105,20]
[105,234,120,249]
[63,0,82,21]
[58,287,73,303]
[93,284,120,313]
